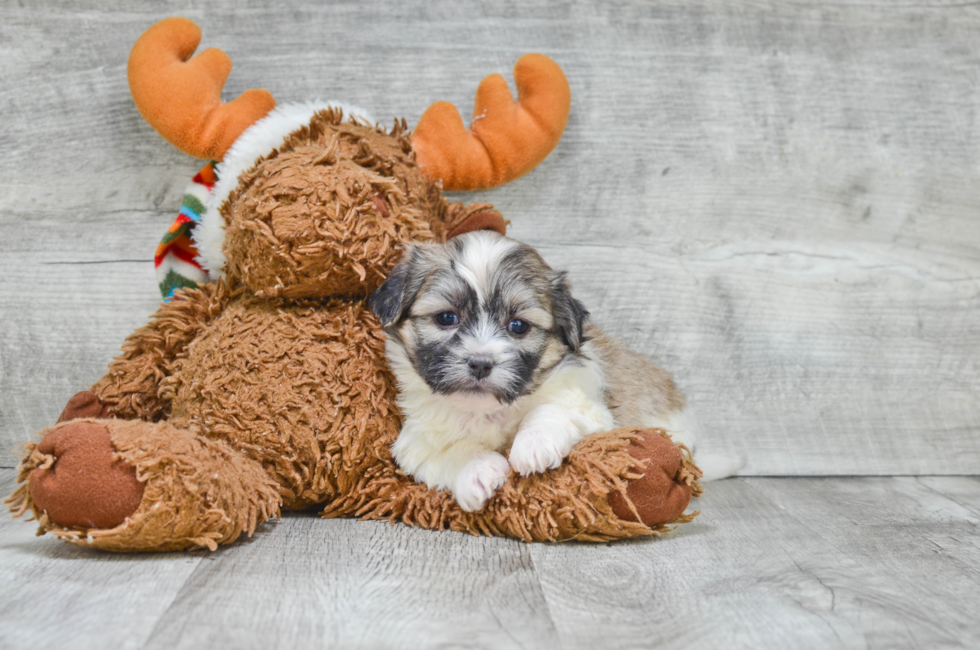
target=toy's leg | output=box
[7,418,280,552]
[488,426,701,541]
[25,421,145,530]
[328,426,700,542]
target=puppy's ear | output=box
[370,248,418,328]
[550,272,590,351]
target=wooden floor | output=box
[2,469,978,649]
[2,0,979,648]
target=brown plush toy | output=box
[7,18,701,551]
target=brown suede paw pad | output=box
[608,431,693,526]
[29,421,144,530]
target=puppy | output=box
[370,231,715,512]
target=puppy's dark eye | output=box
[507,319,530,336]
[435,312,460,327]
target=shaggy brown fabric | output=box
[223,110,443,300]
[8,418,281,551]
[164,294,400,511]
[28,421,144,529]
[8,111,702,551]
[93,282,230,421]
[328,427,699,542]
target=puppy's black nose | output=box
[467,356,494,380]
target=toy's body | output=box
[7,18,701,551]
[100,288,392,513]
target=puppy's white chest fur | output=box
[388,340,616,505]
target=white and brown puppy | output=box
[370,231,716,512]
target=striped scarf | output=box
[154,162,215,299]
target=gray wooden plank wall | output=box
[0,0,980,466]
[2,0,977,475]
[2,2,980,647]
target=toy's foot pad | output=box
[29,421,144,529]
[608,430,693,526]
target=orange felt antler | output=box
[127,17,277,161]
[411,54,571,191]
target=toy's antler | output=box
[127,17,277,161]
[411,54,571,191]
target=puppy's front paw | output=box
[454,452,511,512]
[509,422,575,476]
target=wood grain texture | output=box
[139,516,559,650]
[0,1,978,473]
[4,469,980,649]
[0,468,559,650]
[916,476,980,517]
[0,468,206,650]
[529,476,980,650]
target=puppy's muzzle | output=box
[467,356,494,380]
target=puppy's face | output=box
[370,231,588,404]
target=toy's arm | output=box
[90,281,232,421]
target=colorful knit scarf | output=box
[154,162,215,299]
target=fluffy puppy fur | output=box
[370,231,703,512]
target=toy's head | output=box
[205,108,443,299]
[129,18,571,299]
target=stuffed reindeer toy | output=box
[7,17,700,551]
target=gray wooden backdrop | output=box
[1,0,978,476]
[3,3,980,649]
